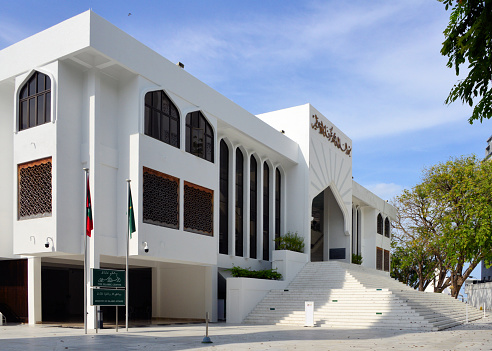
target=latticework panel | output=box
[376,247,383,271]
[184,181,213,236]
[18,158,52,219]
[384,249,390,272]
[142,167,179,229]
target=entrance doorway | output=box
[310,187,349,262]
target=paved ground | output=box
[0,317,491,351]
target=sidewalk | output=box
[0,317,491,351]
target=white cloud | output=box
[364,183,404,201]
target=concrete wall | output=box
[466,282,492,312]
[226,277,286,324]
[152,263,217,321]
[0,81,14,258]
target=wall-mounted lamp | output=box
[142,241,149,253]
[30,236,35,244]
[45,237,54,249]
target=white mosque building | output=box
[0,11,394,328]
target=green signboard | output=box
[92,269,125,288]
[91,289,125,306]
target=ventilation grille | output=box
[18,158,52,219]
[184,181,213,236]
[384,249,390,272]
[376,247,383,271]
[143,167,179,229]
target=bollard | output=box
[201,312,213,343]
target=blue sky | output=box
[1,1,488,280]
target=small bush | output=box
[352,253,363,265]
[274,231,305,253]
[228,266,282,280]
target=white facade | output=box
[0,11,395,326]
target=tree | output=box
[392,155,492,298]
[392,185,447,292]
[439,0,492,123]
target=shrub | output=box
[228,266,282,280]
[274,231,305,253]
[352,253,363,265]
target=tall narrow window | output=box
[219,140,229,254]
[144,90,180,148]
[185,111,214,162]
[377,213,383,234]
[274,169,281,249]
[376,247,383,270]
[263,163,270,261]
[19,71,51,131]
[250,156,257,259]
[383,250,390,272]
[384,217,391,238]
[235,149,244,257]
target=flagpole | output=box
[83,168,89,335]
[126,179,130,332]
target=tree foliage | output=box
[439,0,492,123]
[392,155,492,297]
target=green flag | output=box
[128,185,136,238]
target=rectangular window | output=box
[18,157,52,219]
[384,250,390,272]
[376,247,383,271]
[184,181,213,236]
[142,167,179,229]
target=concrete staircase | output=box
[243,261,483,330]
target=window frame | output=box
[144,90,180,148]
[185,111,214,162]
[18,71,52,131]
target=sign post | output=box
[91,269,126,331]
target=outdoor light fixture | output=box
[143,241,149,253]
[30,236,35,244]
[45,237,53,248]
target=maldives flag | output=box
[86,176,93,237]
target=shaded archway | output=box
[310,187,350,262]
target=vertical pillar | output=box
[244,154,251,258]
[257,159,264,260]
[204,266,218,322]
[86,69,100,330]
[27,257,42,325]
[228,145,236,256]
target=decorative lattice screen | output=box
[18,158,52,219]
[142,167,179,229]
[384,249,390,272]
[184,181,213,236]
[376,247,383,271]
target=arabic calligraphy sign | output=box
[91,269,125,288]
[311,114,352,157]
[91,289,126,306]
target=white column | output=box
[27,257,42,325]
[268,163,274,261]
[257,159,264,260]
[228,145,236,256]
[87,69,100,330]
[244,153,251,258]
[204,266,218,322]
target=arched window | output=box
[263,162,270,260]
[144,90,180,148]
[19,71,51,131]
[250,155,258,259]
[275,168,281,249]
[235,148,244,257]
[185,111,214,162]
[384,217,391,238]
[377,213,383,235]
[219,140,229,254]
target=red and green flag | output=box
[86,176,93,237]
[128,185,136,238]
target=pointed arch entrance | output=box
[310,186,350,262]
